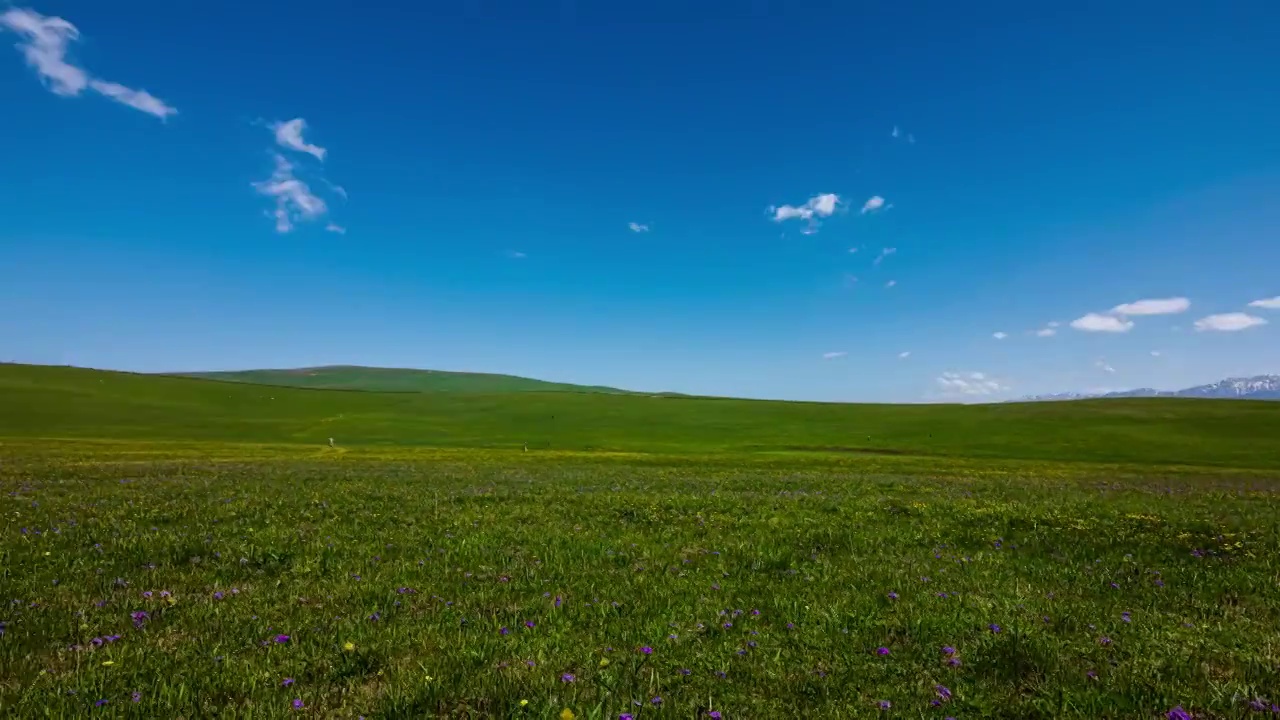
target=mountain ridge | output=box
[168,365,641,395]
[1018,374,1280,402]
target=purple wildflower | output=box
[620,715,634,720]
[876,647,890,656]
[946,657,962,667]
[640,646,653,655]
[988,623,1002,633]
[274,634,290,643]
[942,645,956,656]
[130,611,149,628]
[554,595,562,608]
[292,698,304,710]
[1099,636,1112,646]
[213,592,224,600]
[786,622,795,630]
[499,627,509,636]
[709,713,722,720]
[679,668,691,676]
[525,620,535,629]
[282,678,294,687]
[142,591,152,599]
[877,700,891,710]
[887,592,898,600]
[95,699,108,708]
[1166,707,1191,720]
[131,692,141,703]
[1087,670,1098,680]
[651,697,663,706]
[1121,611,1132,623]
[560,673,575,683]
[935,685,952,702]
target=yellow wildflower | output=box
[560,710,576,720]
[343,641,355,652]
[101,661,114,666]
[519,699,529,707]
[599,657,610,667]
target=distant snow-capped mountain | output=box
[1016,375,1280,402]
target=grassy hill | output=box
[171,365,635,394]
[4,362,1280,469]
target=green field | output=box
[2,364,1278,718]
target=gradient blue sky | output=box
[3,0,1279,402]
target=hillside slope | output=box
[172,365,634,394]
[4,363,1280,469]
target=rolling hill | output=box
[171,365,636,394]
[5,363,1280,470]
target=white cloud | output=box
[628,222,650,233]
[873,247,896,266]
[898,351,911,359]
[861,195,886,214]
[770,193,842,233]
[1193,313,1268,332]
[1248,296,1280,310]
[507,250,526,259]
[87,80,176,119]
[1070,313,1134,333]
[253,154,328,233]
[848,247,859,254]
[1,8,86,95]
[1047,321,1061,328]
[1110,297,1190,316]
[1,8,176,119]
[1094,359,1116,374]
[822,351,846,360]
[891,125,900,139]
[1034,327,1057,337]
[272,118,327,161]
[1150,350,1161,357]
[325,223,347,235]
[936,371,1008,396]
[885,280,896,288]
[992,331,1008,340]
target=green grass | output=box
[2,364,1279,717]
[4,362,1280,469]
[170,365,636,395]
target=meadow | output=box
[2,365,1279,718]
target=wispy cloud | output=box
[1248,296,1280,310]
[506,250,527,259]
[1,7,176,119]
[936,371,1008,397]
[628,222,650,233]
[1094,359,1116,374]
[822,351,847,360]
[1111,297,1190,316]
[873,247,896,266]
[992,331,1008,340]
[272,118,327,161]
[1034,327,1057,337]
[890,125,915,143]
[1193,313,1268,332]
[253,154,328,233]
[1070,313,1134,333]
[770,193,842,234]
[325,223,347,235]
[861,195,886,214]
[898,351,911,359]
[1150,350,1162,357]
[885,280,896,288]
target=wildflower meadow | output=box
[2,439,1278,718]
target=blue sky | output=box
[3,1,1279,402]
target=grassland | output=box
[2,364,1279,718]
[171,366,635,395]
